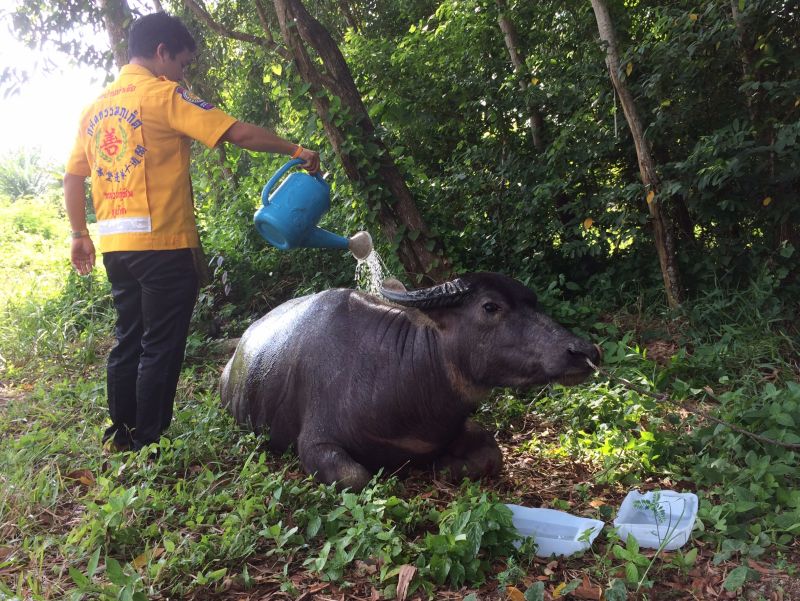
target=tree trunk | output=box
[99,0,132,69]
[274,0,451,284]
[590,0,682,308]
[495,0,544,152]
[730,1,792,247]
[338,0,360,32]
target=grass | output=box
[0,193,66,308]
[1,196,798,600]
[0,368,526,600]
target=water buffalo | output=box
[220,272,599,491]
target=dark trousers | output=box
[102,249,199,450]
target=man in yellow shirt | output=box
[64,12,319,453]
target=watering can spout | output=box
[303,229,373,260]
[303,227,350,251]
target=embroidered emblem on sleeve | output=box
[176,86,214,110]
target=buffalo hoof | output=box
[300,440,372,492]
[434,420,503,481]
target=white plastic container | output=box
[613,490,698,551]
[505,504,605,557]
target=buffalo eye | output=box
[483,302,500,314]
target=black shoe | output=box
[103,425,134,453]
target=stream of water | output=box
[354,249,389,296]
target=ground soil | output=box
[3,386,798,601]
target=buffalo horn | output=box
[380,278,473,309]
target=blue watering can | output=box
[254,158,372,258]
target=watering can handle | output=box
[261,158,327,206]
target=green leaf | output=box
[105,557,125,586]
[683,547,699,566]
[626,533,640,556]
[605,579,628,601]
[724,566,749,591]
[68,567,90,588]
[271,64,282,76]
[738,0,745,11]
[86,546,101,578]
[524,582,545,601]
[307,514,322,538]
[625,561,639,583]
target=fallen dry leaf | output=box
[132,547,164,569]
[506,585,525,601]
[396,564,416,601]
[65,469,95,486]
[307,583,329,593]
[573,575,602,600]
[749,560,782,575]
[353,560,377,577]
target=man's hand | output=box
[297,147,320,174]
[71,236,96,275]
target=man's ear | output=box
[155,42,170,61]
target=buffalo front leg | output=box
[435,419,503,481]
[298,438,372,492]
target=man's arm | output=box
[64,173,95,275]
[220,122,320,173]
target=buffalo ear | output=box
[380,277,473,309]
[381,277,407,293]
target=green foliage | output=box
[0,193,114,377]
[2,190,798,600]
[0,267,113,376]
[0,148,57,200]
[0,374,528,598]
[516,271,799,583]
[0,193,65,306]
[3,0,800,598]
[416,487,519,587]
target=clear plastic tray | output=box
[505,504,605,557]
[613,490,698,550]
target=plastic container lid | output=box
[505,504,605,557]
[613,490,698,551]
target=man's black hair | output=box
[128,12,196,60]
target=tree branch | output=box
[253,0,278,48]
[182,0,291,60]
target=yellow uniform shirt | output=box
[66,65,238,252]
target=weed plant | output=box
[0,370,524,599]
[1,205,798,599]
